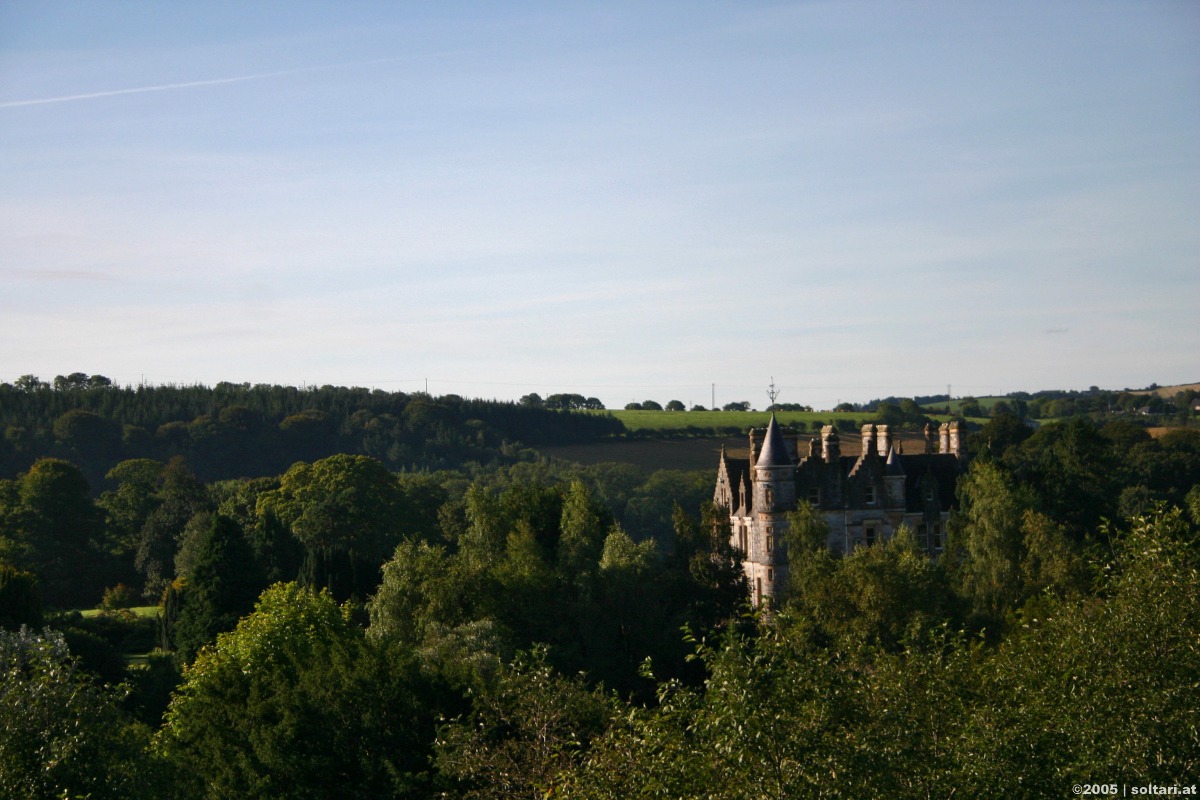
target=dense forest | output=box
[0,375,624,488]
[2,376,1199,797]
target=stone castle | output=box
[714,415,967,607]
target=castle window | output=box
[764,486,774,508]
[808,487,821,506]
[766,533,774,553]
[864,484,876,505]
[924,486,936,503]
[864,523,878,547]
[917,523,929,548]
[767,568,774,582]
[931,523,943,550]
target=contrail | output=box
[0,58,396,109]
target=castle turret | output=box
[749,414,794,608]
[754,414,795,511]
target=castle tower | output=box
[748,414,795,608]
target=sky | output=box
[1,1,1197,411]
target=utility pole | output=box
[711,383,715,410]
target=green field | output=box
[596,408,979,433]
[600,409,878,433]
[80,605,159,619]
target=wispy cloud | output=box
[0,58,397,109]
[4,268,117,283]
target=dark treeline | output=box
[0,376,624,488]
[2,410,1199,797]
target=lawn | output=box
[80,605,160,619]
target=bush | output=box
[100,583,140,611]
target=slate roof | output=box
[756,414,792,468]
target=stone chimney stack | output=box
[861,424,877,458]
[939,422,951,454]
[876,424,891,457]
[821,425,840,463]
[948,420,965,457]
[924,423,937,454]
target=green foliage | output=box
[133,457,213,599]
[784,525,954,650]
[259,454,406,600]
[947,460,1033,623]
[603,408,874,434]
[172,514,264,662]
[0,627,155,798]
[437,646,617,800]
[0,562,42,629]
[0,380,624,489]
[157,582,440,799]
[370,479,743,696]
[2,458,105,607]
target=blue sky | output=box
[2,2,1197,410]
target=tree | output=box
[959,505,1200,790]
[258,454,407,600]
[134,457,212,599]
[557,480,607,580]
[13,374,48,392]
[172,514,264,662]
[958,397,984,418]
[665,400,685,412]
[157,582,440,799]
[99,458,165,583]
[722,401,750,412]
[436,646,616,800]
[0,563,42,629]
[641,400,663,411]
[0,627,154,799]
[11,458,105,607]
[973,412,1033,461]
[947,460,1032,625]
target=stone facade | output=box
[714,415,967,607]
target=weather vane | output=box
[767,377,780,407]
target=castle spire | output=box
[755,413,791,468]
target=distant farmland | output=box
[598,409,879,433]
[540,418,939,471]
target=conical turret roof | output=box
[755,413,792,468]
